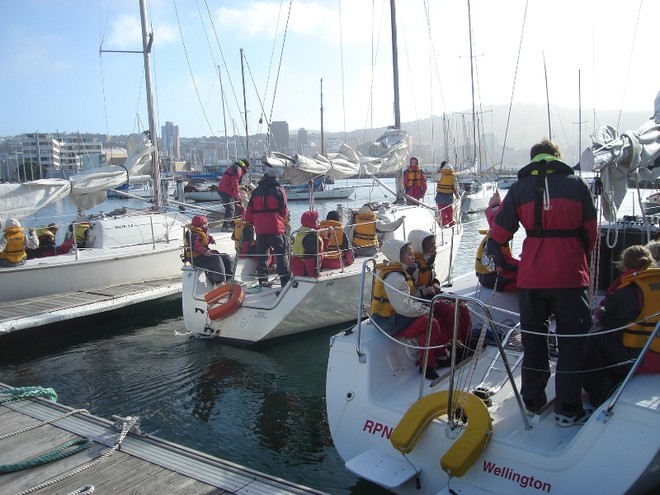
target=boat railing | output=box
[352,263,531,427]
[601,318,660,421]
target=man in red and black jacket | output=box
[245,168,290,287]
[489,138,598,427]
[217,159,250,229]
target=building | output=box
[269,121,290,154]
[21,133,61,179]
[161,121,180,160]
[297,128,308,154]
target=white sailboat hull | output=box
[181,205,463,344]
[460,181,498,214]
[326,274,660,495]
[2,211,188,303]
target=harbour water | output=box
[0,177,652,494]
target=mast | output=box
[139,0,161,208]
[467,0,477,171]
[240,48,249,162]
[390,0,405,202]
[320,78,325,157]
[543,51,552,139]
[218,65,229,163]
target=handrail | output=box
[602,319,660,419]
[355,257,377,363]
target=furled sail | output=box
[0,179,71,221]
[591,91,660,221]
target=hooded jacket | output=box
[489,156,597,289]
[217,162,248,199]
[245,176,289,235]
[408,229,437,289]
[291,210,323,277]
[370,239,428,318]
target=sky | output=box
[0,0,658,142]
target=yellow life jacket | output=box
[370,263,415,318]
[352,212,378,249]
[183,226,208,260]
[475,229,496,275]
[232,219,253,251]
[293,226,322,257]
[436,168,456,194]
[405,168,424,187]
[618,268,660,353]
[0,227,27,263]
[74,223,90,246]
[36,227,55,243]
[413,252,433,288]
[319,219,344,259]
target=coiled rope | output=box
[0,386,57,403]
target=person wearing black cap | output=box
[217,159,250,230]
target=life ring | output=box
[390,390,492,478]
[204,282,244,321]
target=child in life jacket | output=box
[291,210,324,277]
[320,210,354,270]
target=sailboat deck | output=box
[0,277,182,335]
[0,384,328,494]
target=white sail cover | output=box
[0,179,71,221]
[261,128,408,185]
[591,91,660,221]
[0,133,155,221]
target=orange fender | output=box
[205,283,244,321]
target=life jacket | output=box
[0,227,27,263]
[436,168,456,194]
[74,223,90,247]
[475,229,496,275]
[293,226,322,257]
[370,263,415,318]
[232,219,255,253]
[352,212,378,248]
[618,268,660,353]
[36,227,56,244]
[413,252,434,288]
[182,226,208,261]
[405,168,424,188]
[319,219,344,259]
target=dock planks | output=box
[0,278,182,335]
[0,384,329,495]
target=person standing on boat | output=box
[371,239,448,381]
[185,215,232,285]
[245,168,290,287]
[291,210,324,277]
[0,218,39,268]
[348,204,404,257]
[489,138,598,427]
[432,161,459,227]
[403,157,427,205]
[583,245,660,406]
[217,159,250,230]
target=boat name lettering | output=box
[113,223,136,229]
[482,460,551,492]
[362,419,392,439]
[254,311,267,320]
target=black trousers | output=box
[519,287,592,416]
[255,233,290,285]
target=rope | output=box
[12,416,139,495]
[0,438,93,474]
[0,386,57,404]
[66,486,95,495]
[0,409,89,441]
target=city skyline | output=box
[1,0,658,154]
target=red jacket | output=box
[489,157,597,289]
[245,177,288,235]
[217,164,247,199]
[403,166,427,200]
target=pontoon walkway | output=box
[0,384,329,494]
[0,278,182,335]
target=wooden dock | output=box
[0,278,182,336]
[0,384,329,495]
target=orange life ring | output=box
[205,282,245,321]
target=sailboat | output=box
[179,1,463,344]
[325,72,660,495]
[457,0,498,216]
[0,0,191,304]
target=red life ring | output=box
[205,283,245,321]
